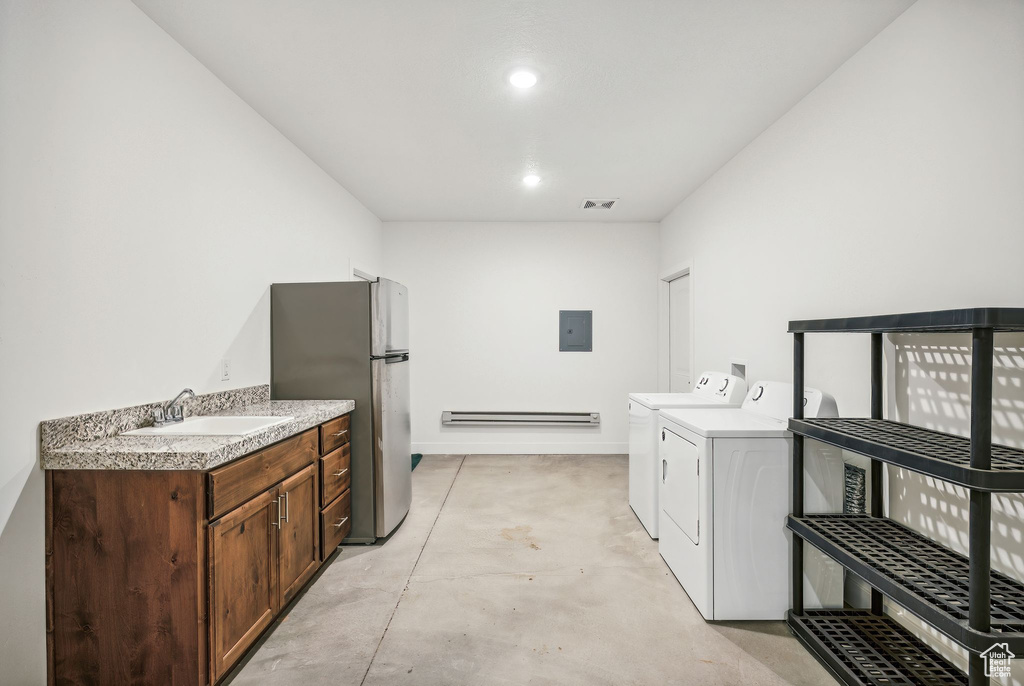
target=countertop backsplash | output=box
[40,384,271,452]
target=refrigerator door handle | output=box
[371,352,409,362]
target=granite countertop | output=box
[40,386,354,471]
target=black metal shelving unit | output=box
[787,308,1024,686]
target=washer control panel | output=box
[742,381,839,420]
[692,371,747,403]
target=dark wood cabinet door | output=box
[277,463,320,607]
[208,489,278,683]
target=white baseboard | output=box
[412,441,628,455]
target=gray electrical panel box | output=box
[559,310,592,352]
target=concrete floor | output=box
[231,455,836,686]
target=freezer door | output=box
[372,355,412,537]
[370,278,409,356]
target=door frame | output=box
[659,262,695,393]
[352,267,376,282]
[349,258,377,282]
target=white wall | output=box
[658,0,1024,678]
[660,0,1024,409]
[0,1,382,681]
[383,222,659,455]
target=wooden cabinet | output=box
[320,443,351,505]
[319,414,351,454]
[46,470,208,686]
[208,489,278,683]
[277,463,319,606]
[208,430,318,519]
[321,487,352,553]
[317,420,353,561]
[47,411,353,686]
[208,462,319,682]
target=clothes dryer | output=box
[628,372,746,538]
[658,381,843,620]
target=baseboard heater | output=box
[441,411,601,427]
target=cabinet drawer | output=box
[320,489,351,557]
[208,429,317,519]
[320,444,351,506]
[319,414,351,455]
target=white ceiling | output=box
[134,0,913,222]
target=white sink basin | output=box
[124,416,293,436]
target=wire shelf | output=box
[788,308,1024,334]
[790,514,1024,652]
[788,610,967,685]
[790,418,1024,491]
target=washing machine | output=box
[657,380,844,621]
[628,372,747,538]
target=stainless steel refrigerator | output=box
[270,279,412,542]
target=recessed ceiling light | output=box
[509,71,538,89]
[523,174,541,186]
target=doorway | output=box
[668,271,691,392]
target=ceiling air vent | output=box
[580,198,618,210]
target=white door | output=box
[669,274,691,392]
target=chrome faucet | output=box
[153,388,196,426]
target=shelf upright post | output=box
[792,332,805,615]
[870,332,884,616]
[969,327,994,686]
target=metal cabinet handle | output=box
[333,468,349,478]
[272,497,282,529]
[332,430,348,438]
[282,491,290,523]
[333,517,349,529]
